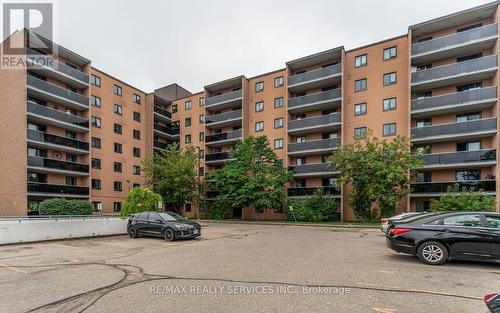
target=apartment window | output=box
[113,85,122,96]
[91,95,101,107]
[296,113,306,120]
[66,131,76,139]
[133,147,141,157]
[185,117,192,127]
[91,158,101,169]
[457,141,481,152]
[274,97,284,108]
[274,138,284,149]
[274,118,284,129]
[383,72,397,86]
[355,54,367,68]
[199,167,204,177]
[113,123,122,134]
[296,157,306,165]
[354,103,367,116]
[274,76,284,88]
[255,81,264,92]
[255,121,264,132]
[133,183,140,188]
[90,74,101,87]
[114,143,122,153]
[456,170,480,182]
[133,94,141,104]
[133,165,141,175]
[457,112,481,123]
[66,154,77,163]
[457,53,482,63]
[114,104,122,115]
[296,179,306,188]
[91,116,101,128]
[416,201,430,212]
[64,176,76,186]
[113,202,122,212]
[172,104,178,113]
[133,111,141,122]
[383,46,397,60]
[114,162,122,173]
[27,172,47,183]
[354,127,367,138]
[296,136,306,143]
[185,134,191,144]
[198,149,204,158]
[383,123,396,137]
[457,82,482,92]
[91,137,101,149]
[91,179,101,190]
[354,78,367,92]
[199,114,205,123]
[416,145,430,154]
[185,101,192,110]
[417,64,432,71]
[457,23,482,33]
[416,91,432,99]
[199,132,205,141]
[114,181,123,191]
[133,129,141,140]
[92,202,102,212]
[255,101,264,112]
[199,97,205,107]
[416,119,431,127]
[383,98,397,111]
[416,172,431,183]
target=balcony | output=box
[27,48,89,89]
[205,109,242,129]
[411,55,497,91]
[288,113,341,135]
[154,106,172,122]
[288,137,340,156]
[411,117,497,143]
[288,89,342,113]
[27,182,89,198]
[27,129,89,154]
[153,123,180,139]
[288,64,342,92]
[289,163,339,177]
[205,89,243,111]
[287,186,341,198]
[421,149,496,170]
[411,24,498,63]
[27,75,89,111]
[205,152,235,165]
[411,86,497,118]
[154,141,168,151]
[205,129,242,146]
[410,180,496,197]
[27,101,89,132]
[27,156,89,176]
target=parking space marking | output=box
[372,308,397,313]
[355,282,482,300]
[378,270,394,274]
[0,261,27,274]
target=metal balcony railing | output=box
[206,89,242,107]
[410,180,496,194]
[422,149,496,166]
[206,109,242,125]
[411,118,497,139]
[288,89,342,110]
[154,141,168,150]
[27,75,89,108]
[27,156,89,173]
[289,163,338,175]
[411,87,497,112]
[27,48,89,85]
[154,106,172,119]
[205,152,234,162]
[153,124,180,136]
[27,182,89,195]
[288,64,341,87]
[27,129,89,151]
[205,129,242,143]
[288,137,340,153]
[287,186,341,197]
[288,113,341,131]
[27,101,89,128]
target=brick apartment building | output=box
[1,2,500,220]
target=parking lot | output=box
[0,222,499,313]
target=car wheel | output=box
[128,227,137,238]
[417,241,448,265]
[164,228,175,241]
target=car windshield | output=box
[158,212,186,222]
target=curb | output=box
[198,220,378,229]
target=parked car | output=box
[386,212,500,265]
[485,293,500,313]
[380,212,428,233]
[127,211,201,241]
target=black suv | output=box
[127,211,201,241]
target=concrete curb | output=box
[198,219,378,229]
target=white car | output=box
[380,212,427,233]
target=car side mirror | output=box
[155,219,163,223]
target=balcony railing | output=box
[27,75,89,109]
[205,152,234,162]
[206,129,242,144]
[154,124,180,136]
[154,106,172,119]
[411,118,497,140]
[154,141,168,150]
[288,89,342,110]
[27,129,89,151]
[411,23,498,57]
[27,156,89,173]
[205,109,242,125]
[422,149,496,167]
[27,48,89,85]
[27,101,89,129]
[205,89,242,108]
[288,113,341,131]
[289,163,338,175]
[411,86,497,113]
[288,138,340,154]
[288,64,341,87]
[287,186,341,197]
[410,180,496,194]
[27,182,89,196]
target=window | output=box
[91,116,101,128]
[274,138,283,149]
[133,165,141,175]
[91,95,101,107]
[274,76,284,88]
[133,129,141,140]
[91,158,101,169]
[255,81,264,92]
[383,46,397,60]
[172,104,178,113]
[133,147,141,157]
[274,118,284,129]
[92,202,102,212]
[185,117,192,127]
[114,143,122,153]
[133,111,141,122]
[485,215,500,228]
[457,112,481,123]
[133,183,140,188]
[383,123,396,136]
[383,98,397,111]
[274,97,283,108]
[184,203,192,213]
[27,172,47,183]
[198,149,204,158]
[354,127,367,138]
[416,172,431,182]
[296,179,306,188]
[355,54,367,68]
[28,147,46,157]
[416,145,430,154]
[255,101,264,112]
[133,94,141,104]
[457,141,480,152]
[443,215,481,227]
[185,101,192,110]
[113,202,122,212]
[199,97,205,107]
[455,170,480,181]
[66,131,76,139]
[65,176,76,186]
[383,72,397,86]
[457,53,482,63]
[113,85,122,96]
[416,119,431,127]
[417,64,432,71]
[91,179,101,190]
[296,157,306,165]
[199,114,205,123]
[90,74,101,87]
[296,136,306,143]
[113,123,122,134]
[114,162,122,173]
[457,82,482,92]
[199,167,204,177]
[255,121,264,132]
[66,154,77,163]
[199,132,205,141]
[416,91,432,99]
[91,137,101,149]
[354,103,367,116]
[114,181,123,191]
[185,134,191,144]
[114,104,122,115]
[354,78,367,92]
[416,201,430,212]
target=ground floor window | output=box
[416,201,430,212]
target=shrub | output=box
[38,198,92,216]
[205,198,231,220]
[430,184,495,212]
[286,189,339,222]
[120,187,162,217]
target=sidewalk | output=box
[199,219,379,229]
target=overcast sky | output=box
[49,0,493,93]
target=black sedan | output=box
[127,211,201,241]
[485,293,500,313]
[386,212,500,265]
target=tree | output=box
[430,184,495,212]
[329,130,424,220]
[143,143,199,213]
[212,136,293,219]
[120,187,162,217]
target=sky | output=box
[34,0,498,92]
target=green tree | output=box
[430,184,495,212]
[212,136,293,219]
[143,143,199,213]
[329,130,424,220]
[286,189,339,222]
[120,187,162,217]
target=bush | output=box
[430,184,495,212]
[120,188,162,217]
[205,198,231,220]
[286,189,339,222]
[38,198,92,216]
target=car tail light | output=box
[390,228,412,236]
[485,293,500,303]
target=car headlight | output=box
[174,224,187,230]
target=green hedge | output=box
[286,189,339,222]
[38,198,93,216]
